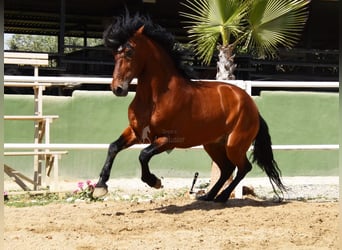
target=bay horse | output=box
[93,14,286,202]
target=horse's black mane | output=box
[103,13,195,79]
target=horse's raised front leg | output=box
[139,137,170,189]
[93,127,138,198]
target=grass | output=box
[4,187,190,208]
[4,192,62,207]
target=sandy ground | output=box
[4,198,339,250]
[4,177,340,250]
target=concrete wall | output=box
[4,90,338,180]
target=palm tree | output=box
[180,0,310,195]
[180,0,310,80]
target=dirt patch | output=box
[4,197,339,250]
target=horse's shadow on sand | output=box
[134,197,288,215]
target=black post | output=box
[58,0,65,68]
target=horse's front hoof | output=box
[92,186,108,198]
[142,174,163,189]
[154,178,163,189]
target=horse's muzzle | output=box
[113,84,128,96]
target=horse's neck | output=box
[136,74,176,104]
[136,40,185,103]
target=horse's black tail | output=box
[251,115,287,199]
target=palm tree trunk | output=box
[216,44,236,80]
[209,43,237,197]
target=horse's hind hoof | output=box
[92,186,108,198]
[214,197,228,203]
[196,194,213,202]
[213,193,230,203]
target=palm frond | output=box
[246,0,310,58]
[180,0,248,65]
[180,0,309,63]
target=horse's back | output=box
[194,80,250,98]
[190,80,258,116]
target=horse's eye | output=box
[125,49,134,58]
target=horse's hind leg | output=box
[214,132,254,202]
[214,157,252,202]
[199,143,236,201]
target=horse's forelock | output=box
[103,13,146,50]
[103,24,127,50]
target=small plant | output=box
[4,191,9,201]
[66,180,102,202]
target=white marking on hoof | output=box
[92,187,108,198]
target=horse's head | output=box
[107,26,145,96]
[104,13,194,96]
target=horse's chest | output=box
[129,108,149,128]
[128,101,170,142]
[128,103,153,141]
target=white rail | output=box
[4,75,114,86]
[4,75,338,88]
[4,143,339,151]
[243,80,339,95]
[247,81,339,88]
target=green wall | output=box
[4,90,338,180]
[253,91,338,176]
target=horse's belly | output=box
[170,124,230,148]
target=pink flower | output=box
[77,181,84,189]
[86,180,92,186]
[4,191,8,196]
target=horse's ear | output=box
[136,25,145,35]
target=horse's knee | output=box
[138,149,148,165]
[108,135,131,156]
[108,141,120,156]
[139,146,155,164]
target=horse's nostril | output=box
[114,86,123,95]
